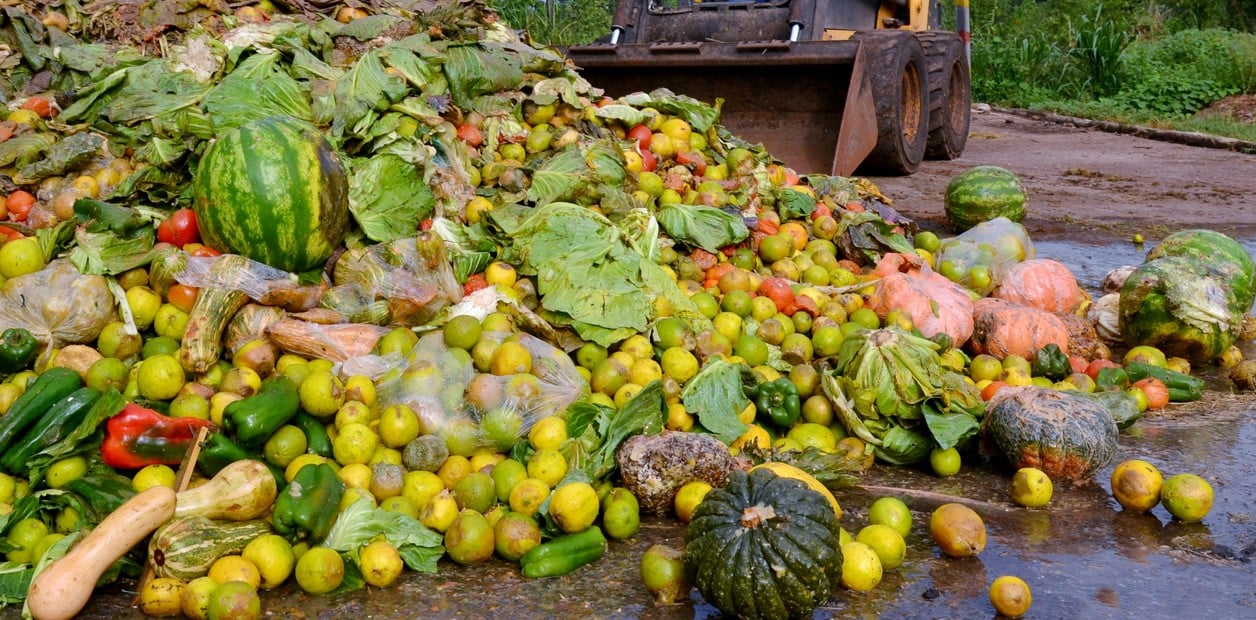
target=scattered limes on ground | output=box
[242,534,296,590]
[989,575,1033,617]
[856,524,907,570]
[294,546,345,595]
[359,539,405,587]
[929,446,962,477]
[208,554,262,590]
[181,576,218,620]
[930,503,987,558]
[1110,459,1164,513]
[839,541,883,591]
[673,480,713,523]
[137,577,184,617]
[1009,467,1053,508]
[526,449,568,487]
[867,496,913,539]
[1159,473,1214,522]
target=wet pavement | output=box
[6,233,1256,620]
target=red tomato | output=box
[156,208,199,247]
[186,244,222,258]
[419,219,434,231]
[456,123,483,148]
[676,149,706,176]
[6,190,35,221]
[1068,355,1090,375]
[626,124,652,151]
[0,225,23,241]
[639,148,657,172]
[167,283,199,314]
[1085,358,1121,380]
[758,277,795,313]
[20,96,53,119]
[463,273,488,295]
[810,204,832,221]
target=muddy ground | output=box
[7,111,1256,620]
[872,106,1256,241]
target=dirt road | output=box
[868,107,1256,240]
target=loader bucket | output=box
[566,40,878,177]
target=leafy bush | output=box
[488,0,614,46]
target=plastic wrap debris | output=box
[358,331,587,453]
[175,254,322,312]
[266,319,391,363]
[933,217,1035,296]
[322,233,463,326]
[0,259,117,362]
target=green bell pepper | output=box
[0,327,38,374]
[753,377,801,428]
[1032,343,1070,381]
[1095,366,1130,391]
[197,431,286,488]
[223,375,301,448]
[272,462,344,542]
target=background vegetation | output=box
[488,0,1256,140]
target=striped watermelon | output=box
[192,116,348,272]
[1145,229,1255,312]
[943,165,1027,231]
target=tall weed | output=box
[489,0,613,46]
[1065,6,1130,98]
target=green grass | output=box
[1027,100,1256,143]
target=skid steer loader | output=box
[565,0,971,176]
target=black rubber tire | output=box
[919,31,972,160]
[854,32,930,176]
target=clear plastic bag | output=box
[323,233,463,327]
[366,330,587,453]
[265,318,391,363]
[933,217,1035,295]
[176,254,322,312]
[0,260,117,357]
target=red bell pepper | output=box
[101,403,215,469]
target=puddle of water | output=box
[1032,234,1256,294]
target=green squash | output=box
[982,386,1118,481]
[192,115,349,273]
[943,165,1027,231]
[1145,229,1255,312]
[684,468,842,620]
[1118,256,1240,363]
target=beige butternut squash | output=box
[27,486,177,620]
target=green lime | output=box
[141,336,181,359]
[444,315,483,351]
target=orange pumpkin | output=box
[1054,311,1110,361]
[970,298,1071,360]
[992,259,1083,313]
[868,253,974,345]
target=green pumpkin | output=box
[684,468,842,620]
[982,386,1118,481]
[943,165,1027,230]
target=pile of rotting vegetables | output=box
[0,2,1254,619]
